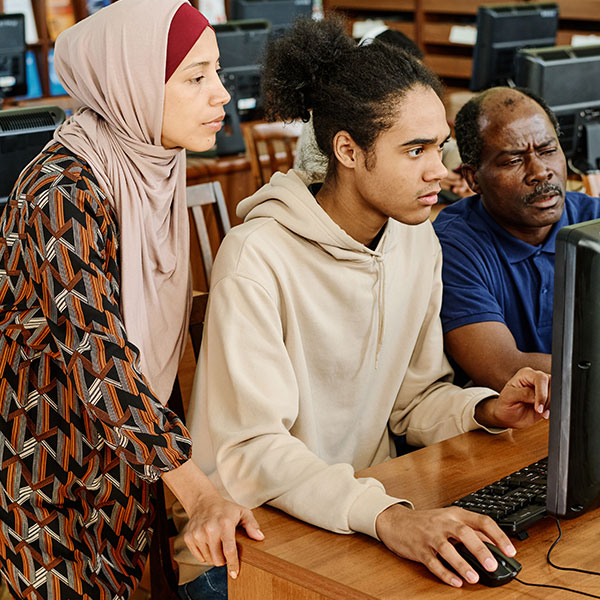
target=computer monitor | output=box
[515,44,600,162]
[215,20,269,117]
[229,0,312,38]
[0,106,66,202]
[0,13,27,101]
[547,218,600,519]
[469,2,558,92]
[213,20,271,155]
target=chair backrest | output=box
[187,181,231,291]
[242,120,303,189]
[583,172,600,197]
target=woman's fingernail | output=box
[537,404,544,413]
[257,529,265,539]
[229,570,238,580]
[451,577,462,587]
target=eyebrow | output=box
[183,58,220,72]
[497,138,557,156]
[401,132,452,147]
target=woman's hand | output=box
[182,489,264,578]
[162,460,264,579]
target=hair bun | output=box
[261,17,354,122]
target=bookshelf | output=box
[323,0,600,88]
[324,0,417,42]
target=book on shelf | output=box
[86,0,110,15]
[3,0,38,44]
[199,0,226,24]
[46,0,76,42]
[47,48,67,95]
[23,50,42,98]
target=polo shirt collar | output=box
[473,195,568,264]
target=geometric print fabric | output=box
[0,144,192,599]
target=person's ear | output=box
[461,164,481,195]
[332,130,361,170]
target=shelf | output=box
[422,22,476,47]
[425,55,472,80]
[326,0,415,10]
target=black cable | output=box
[546,518,600,576]
[511,516,600,598]
[514,577,600,598]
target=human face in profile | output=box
[161,27,231,152]
[466,89,567,246]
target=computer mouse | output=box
[439,541,522,587]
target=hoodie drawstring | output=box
[374,255,385,369]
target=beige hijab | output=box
[53,0,193,405]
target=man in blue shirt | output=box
[433,87,600,391]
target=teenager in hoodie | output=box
[175,18,551,599]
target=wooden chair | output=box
[187,181,232,291]
[148,181,230,599]
[583,172,600,197]
[241,120,303,190]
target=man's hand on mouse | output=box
[375,504,516,587]
[475,367,550,429]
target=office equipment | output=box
[452,457,548,537]
[213,20,271,155]
[469,3,558,92]
[229,422,600,599]
[3,0,38,44]
[0,106,65,202]
[571,108,600,173]
[216,20,270,70]
[440,542,522,587]
[0,13,27,101]
[515,44,600,161]
[547,218,600,519]
[453,219,600,537]
[229,0,312,38]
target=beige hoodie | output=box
[175,170,497,583]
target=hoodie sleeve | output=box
[200,273,407,538]
[388,246,503,445]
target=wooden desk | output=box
[231,423,600,599]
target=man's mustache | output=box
[523,183,563,205]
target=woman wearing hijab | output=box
[0,1,263,598]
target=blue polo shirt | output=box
[433,192,600,353]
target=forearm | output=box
[469,351,551,392]
[162,460,221,515]
[444,323,552,392]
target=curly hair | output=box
[455,87,561,169]
[260,18,442,171]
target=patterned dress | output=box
[0,143,192,599]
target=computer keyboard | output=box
[451,457,548,537]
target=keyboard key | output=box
[450,457,548,535]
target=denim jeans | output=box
[178,566,228,600]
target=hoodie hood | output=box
[236,170,392,262]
